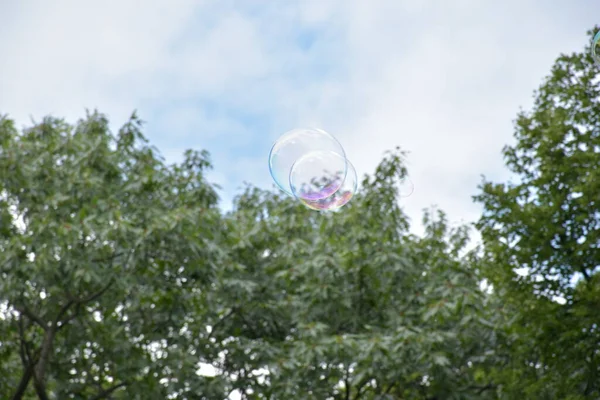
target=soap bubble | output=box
[399,177,414,198]
[269,127,359,211]
[268,128,347,196]
[290,151,357,211]
[592,31,600,64]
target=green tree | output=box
[474,27,600,399]
[0,112,227,399]
[206,149,500,399]
[1,112,499,399]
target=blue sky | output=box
[1,0,599,238]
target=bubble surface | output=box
[399,177,414,198]
[268,128,346,196]
[593,31,600,65]
[290,151,357,211]
[289,150,347,201]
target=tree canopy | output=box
[473,27,600,399]
[1,27,599,400]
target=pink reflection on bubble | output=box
[295,170,344,201]
[299,190,354,211]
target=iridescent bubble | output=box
[290,151,357,211]
[399,177,414,198]
[268,128,347,196]
[592,31,600,65]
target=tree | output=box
[474,27,600,398]
[0,112,227,399]
[1,111,501,399]
[206,149,500,399]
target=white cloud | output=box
[274,0,600,235]
[1,0,598,239]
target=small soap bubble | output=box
[399,177,414,198]
[592,31,600,65]
[268,128,347,197]
[290,151,357,211]
[288,150,347,201]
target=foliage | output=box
[0,112,226,399]
[473,27,600,398]
[210,150,498,399]
[0,114,497,399]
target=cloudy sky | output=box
[1,0,598,238]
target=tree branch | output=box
[57,269,115,331]
[559,233,591,282]
[383,381,397,394]
[12,319,36,400]
[344,368,351,400]
[33,328,57,400]
[88,381,129,400]
[17,319,31,366]
[466,383,495,395]
[78,277,115,304]
[61,277,116,326]
[91,251,125,263]
[11,363,34,400]
[476,384,495,394]
[32,375,50,400]
[57,303,82,331]
[580,267,591,282]
[352,375,373,400]
[14,303,47,330]
[207,308,237,340]
[55,300,74,326]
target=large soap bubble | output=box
[268,128,347,197]
[269,127,361,211]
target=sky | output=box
[1,0,599,241]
